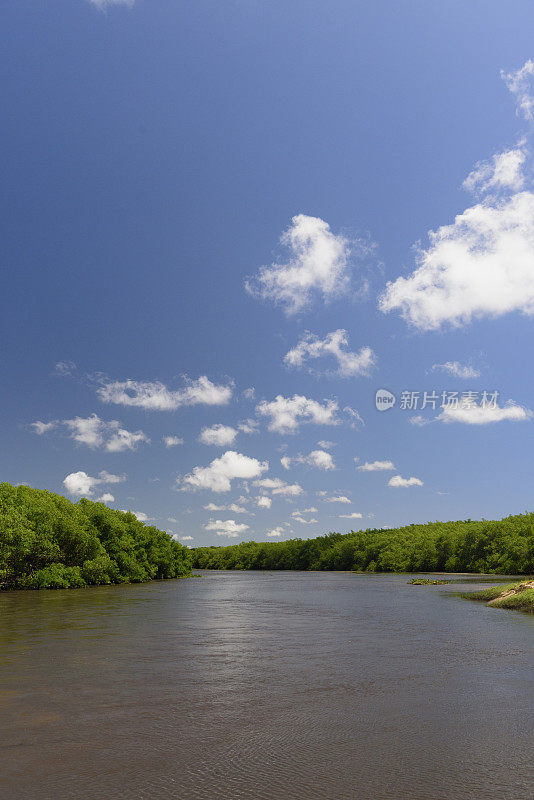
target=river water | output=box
[1,571,533,800]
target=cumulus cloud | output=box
[63,470,125,497]
[253,477,304,496]
[430,362,481,379]
[30,421,57,435]
[357,460,395,472]
[282,449,335,471]
[131,511,152,522]
[97,376,233,411]
[163,435,184,447]
[245,214,363,315]
[205,519,250,538]
[180,450,268,493]
[46,414,150,452]
[199,424,238,447]
[436,399,531,425]
[180,535,194,541]
[463,147,526,196]
[323,495,351,504]
[501,60,534,120]
[388,475,423,488]
[204,502,248,514]
[317,440,335,450]
[380,190,534,329]
[284,330,375,378]
[96,493,114,504]
[256,394,339,434]
[266,526,285,537]
[339,512,363,519]
[256,495,272,509]
[243,387,256,400]
[291,513,318,525]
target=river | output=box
[1,571,533,800]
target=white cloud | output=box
[257,394,339,434]
[324,495,351,504]
[53,361,76,376]
[409,415,432,427]
[283,450,335,471]
[199,424,238,447]
[339,512,363,519]
[300,506,318,514]
[88,0,134,9]
[317,440,335,450]
[168,517,179,523]
[245,214,359,315]
[357,460,395,472]
[181,450,268,493]
[431,361,481,379]
[163,435,184,447]
[266,526,285,537]
[132,511,152,522]
[180,535,194,541]
[256,495,272,509]
[388,475,423,488]
[436,399,531,425]
[63,470,125,497]
[379,187,534,330]
[205,519,250,538]
[97,376,232,411]
[243,387,256,400]
[306,449,335,471]
[344,406,364,428]
[501,60,534,120]
[284,330,375,377]
[96,493,114,504]
[61,414,150,452]
[203,502,248,514]
[238,419,259,434]
[30,421,57,435]
[253,477,304,496]
[292,514,318,525]
[463,147,526,196]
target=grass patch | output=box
[461,581,534,614]
[408,578,451,585]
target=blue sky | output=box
[3,0,534,545]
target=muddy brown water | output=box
[1,570,533,800]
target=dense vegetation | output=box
[192,513,534,574]
[461,580,534,613]
[0,483,191,589]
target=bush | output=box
[0,483,192,590]
[26,563,86,589]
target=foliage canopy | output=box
[0,483,191,589]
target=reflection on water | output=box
[1,572,533,800]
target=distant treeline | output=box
[0,483,191,589]
[192,514,534,574]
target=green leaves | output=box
[0,483,192,589]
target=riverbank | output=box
[461,580,534,614]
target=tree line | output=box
[192,514,534,574]
[0,482,191,589]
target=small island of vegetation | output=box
[0,482,191,589]
[461,581,534,614]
